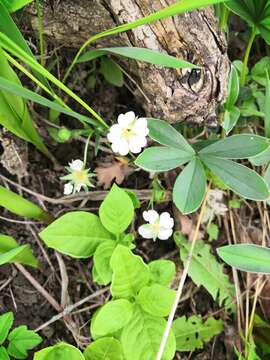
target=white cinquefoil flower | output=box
[61,159,95,195]
[107,111,149,156]
[138,210,174,241]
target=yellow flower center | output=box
[73,170,87,183]
[122,127,135,140]
[150,223,160,233]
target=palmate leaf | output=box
[120,305,176,360]
[172,315,224,351]
[225,0,270,44]
[175,233,235,312]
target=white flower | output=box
[107,111,149,156]
[138,210,174,241]
[61,159,95,195]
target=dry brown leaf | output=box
[95,157,134,189]
[175,214,203,241]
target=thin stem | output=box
[35,0,45,67]
[219,4,229,32]
[240,27,256,86]
[83,134,92,167]
[156,182,212,360]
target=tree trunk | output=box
[24,0,230,126]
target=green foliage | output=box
[0,313,42,360]
[99,57,124,87]
[78,46,197,69]
[172,315,223,351]
[0,185,52,223]
[218,244,270,273]
[92,240,117,285]
[207,223,219,241]
[0,234,38,267]
[120,305,176,360]
[148,259,176,286]
[137,284,176,317]
[99,184,134,235]
[223,65,240,134]
[84,337,124,360]
[0,312,14,345]
[1,0,33,13]
[136,119,269,214]
[110,245,150,298]
[34,343,84,360]
[225,0,270,44]
[39,212,113,258]
[91,299,134,339]
[175,233,235,311]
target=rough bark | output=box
[24,0,230,126]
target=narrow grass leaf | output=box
[264,70,270,137]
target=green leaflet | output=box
[148,259,176,286]
[34,343,84,360]
[99,57,124,87]
[0,312,14,345]
[92,240,117,285]
[84,338,124,360]
[91,299,134,339]
[175,233,235,311]
[7,325,42,359]
[173,158,206,214]
[173,315,224,351]
[99,184,134,235]
[120,305,176,360]
[110,245,150,298]
[39,212,113,258]
[218,244,270,273]
[0,185,52,223]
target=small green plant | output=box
[0,312,42,359]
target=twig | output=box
[156,182,211,360]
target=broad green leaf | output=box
[149,259,176,286]
[249,147,270,165]
[0,312,14,345]
[7,325,42,359]
[84,338,124,360]
[0,186,52,223]
[135,146,193,172]
[39,212,113,258]
[0,234,37,267]
[173,158,206,214]
[0,347,9,360]
[99,57,123,87]
[0,77,98,127]
[91,299,133,339]
[199,134,269,159]
[1,0,33,12]
[175,233,235,311]
[223,107,241,135]
[172,315,223,351]
[120,305,176,360]
[225,65,239,110]
[78,47,197,69]
[200,156,269,200]
[137,284,176,317]
[33,343,84,360]
[225,0,270,44]
[99,184,134,235]
[251,57,270,86]
[93,240,116,285]
[218,244,270,273]
[147,119,195,153]
[110,245,150,298]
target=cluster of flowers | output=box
[61,111,174,240]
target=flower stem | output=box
[155,182,212,360]
[240,27,256,86]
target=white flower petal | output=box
[133,118,149,136]
[107,124,122,142]
[130,134,147,148]
[117,139,130,156]
[64,183,73,195]
[118,111,136,127]
[159,212,174,229]
[158,228,173,240]
[143,210,159,224]
[74,183,83,193]
[128,141,143,154]
[69,159,84,171]
[138,224,154,239]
